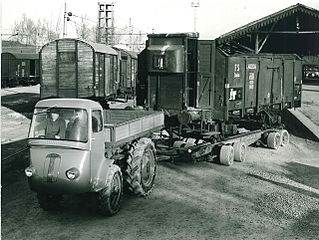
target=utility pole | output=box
[129,18,133,51]
[191,1,200,32]
[96,2,114,44]
[111,2,115,45]
[63,2,67,37]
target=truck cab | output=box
[25,98,159,216]
[26,99,123,215]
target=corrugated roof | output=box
[217,3,319,44]
[2,52,39,60]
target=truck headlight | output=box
[25,167,34,177]
[66,168,80,180]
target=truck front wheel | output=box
[37,193,63,211]
[126,138,156,197]
[97,165,123,216]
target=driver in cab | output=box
[45,110,66,139]
[65,109,88,142]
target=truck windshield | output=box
[29,107,88,142]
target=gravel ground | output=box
[1,135,319,240]
[1,85,319,240]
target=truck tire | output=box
[97,164,123,216]
[219,145,234,166]
[233,142,247,162]
[126,138,156,197]
[267,132,281,150]
[279,129,289,147]
[37,193,63,211]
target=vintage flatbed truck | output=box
[25,98,290,216]
[25,98,164,216]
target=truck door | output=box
[91,110,105,163]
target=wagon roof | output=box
[88,41,118,55]
[112,47,138,58]
[40,38,118,55]
[2,52,39,60]
[147,32,199,38]
[217,3,319,44]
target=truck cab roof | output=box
[35,98,102,110]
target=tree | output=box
[12,14,60,46]
[75,14,92,41]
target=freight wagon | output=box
[39,39,138,107]
[138,33,301,127]
[114,48,138,98]
[137,32,301,165]
[1,52,40,87]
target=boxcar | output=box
[114,48,138,97]
[1,52,39,87]
[40,39,118,104]
[137,33,302,131]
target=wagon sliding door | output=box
[197,40,215,109]
[104,56,113,97]
[57,40,77,97]
[95,53,105,97]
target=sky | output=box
[1,0,319,41]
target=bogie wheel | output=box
[219,145,234,166]
[279,129,289,147]
[97,164,123,216]
[267,132,281,150]
[126,138,157,197]
[233,142,247,162]
[37,193,63,211]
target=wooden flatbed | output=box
[103,109,164,146]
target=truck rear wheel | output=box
[267,132,281,150]
[279,130,289,147]
[97,165,123,216]
[37,193,63,211]
[219,145,234,166]
[233,142,247,162]
[126,138,156,197]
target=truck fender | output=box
[91,157,116,192]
